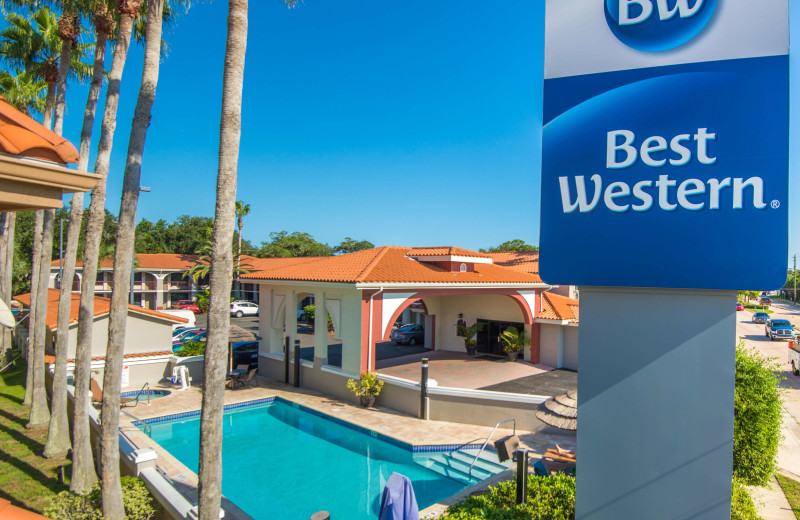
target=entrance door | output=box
[477,318,525,355]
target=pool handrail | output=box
[467,418,516,479]
[121,409,151,438]
[130,382,150,407]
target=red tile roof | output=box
[406,247,491,259]
[486,251,540,276]
[536,292,579,323]
[14,289,188,331]
[241,246,544,284]
[44,350,173,364]
[52,253,201,270]
[0,96,79,164]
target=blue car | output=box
[390,324,424,346]
[766,319,795,341]
[173,330,207,350]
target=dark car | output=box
[390,324,424,346]
[766,319,794,341]
[232,341,259,369]
[760,296,772,306]
[752,312,770,324]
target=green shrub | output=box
[303,304,315,321]
[44,476,157,520]
[731,478,761,520]
[734,342,783,486]
[176,340,206,357]
[440,473,575,520]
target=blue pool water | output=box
[143,399,469,519]
[121,389,170,403]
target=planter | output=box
[360,396,376,408]
[466,346,478,357]
[506,351,519,362]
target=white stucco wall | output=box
[538,322,578,370]
[57,312,176,359]
[564,326,579,371]
[426,294,529,353]
[540,323,562,368]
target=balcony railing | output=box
[164,280,190,290]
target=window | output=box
[459,263,467,272]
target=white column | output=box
[314,292,328,367]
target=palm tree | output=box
[197,2,295,519]
[0,212,16,363]
[234,200,249,298]
[70,0,114,494]
[28,208,53,429]
[22,210,41,407]
[0,69,46,115]
[100,0,165,516]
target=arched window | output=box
[459,263,467,273]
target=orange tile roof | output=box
[52,253,201,270]
[406,247,491,259]
[0,96,79,164]
[0,498,50,520]
[536,292,579,323]
[486,251,540,276]
[44,350,173,364]
[241,246,544,284]
[14,289,188,331]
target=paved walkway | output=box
[480,369,577,397]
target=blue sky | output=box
[54,0,798,263]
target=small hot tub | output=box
[120,389,171,404]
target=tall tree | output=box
[0,213,16,362]
[43,0,83,460]
[70,0,115,494]
[479,239,539,253]
[22,210,42,406]
[234,200,249,298]
[27,209,52,428]
[100,0,164,516]
[0,69,46,115]
[334,237,374,254]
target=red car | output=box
[736,303,744,311]
[176,300,200,313]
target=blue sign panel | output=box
[540,0,788,290]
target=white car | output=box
[230,301,259,318]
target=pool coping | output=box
[134,395,498,456]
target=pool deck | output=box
[119,374,576,519]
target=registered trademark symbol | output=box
[771,200,780,209]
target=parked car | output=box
[173,327,201,338]
[173,329,207,347]
[230,301,259,318]
[752,312,770,324]
[736,303,744,311]
[766,319,794,341]
[175,300,200,313]
[760,296,772,305]
[390,324,424,346]
[232,341,259,369]
[161,309,197,330]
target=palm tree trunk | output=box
[70,18,111,495]
[198,2,248,518]
[0,212,15,363]
[236,219,242,298]
[101,1,163,517]
[23,210,43,406]
[42,81,55,131]
[51,38,72,137]
[28,208,53,429]
[43,27,76,459]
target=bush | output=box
[176,340,206,357]
[734,342,783,486]
[731,478,761,520]
[44,476,157,520]
[303,304,315,321]
[440,474,575,520]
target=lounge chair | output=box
[90,379,134,407]
[241,368,258,388]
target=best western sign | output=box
[540,0,789,289]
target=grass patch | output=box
[743,303,774,314]
[776,474,800,519]
[0,356,70,513]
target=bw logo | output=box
[605,0,717,52]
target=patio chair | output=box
[241,368,258,389]
[225,373,244,390]
[90,379,134,407]
[236,364,249,371]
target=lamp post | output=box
[59,218,69,289]
[130,186,151,306]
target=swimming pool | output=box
[121,389,170,403]
[139,397,506,519]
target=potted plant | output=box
[499,326,526,362]
[457,322,485,357]
[346,371,384,408]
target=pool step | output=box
[418,449,508,486]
